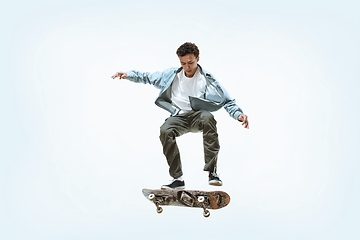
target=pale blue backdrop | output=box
[1,0,359,239]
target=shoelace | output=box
[210,172,220,178]
[168,178,181,184]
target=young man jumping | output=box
[111,42,249,190]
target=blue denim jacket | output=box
[126,65,243,120]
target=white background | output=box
[1,0,359,239]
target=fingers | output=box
[111,72,119,79]
[242,120,249,129]
[244,115,249,129]
[238,114,249,129]
[244,121,249,129]
[111,72,127,79]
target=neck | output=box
[185,66,197,78]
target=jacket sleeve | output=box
[125,68,175,89]
[223,95,244,121]
[219,84,243,121]
[205,70,244,121]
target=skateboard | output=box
[142,188,230,217]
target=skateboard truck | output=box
[197,196,210,217]
[149,194,210,217]
[148,194,163,214]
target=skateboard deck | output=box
[142,188,230,217]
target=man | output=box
[111,42,249,190]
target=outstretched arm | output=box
[111,68,177,89]
[238,114,249,129]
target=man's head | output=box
[176,42,200,78]
[176,42,200,58]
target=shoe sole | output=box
[161,186,186,190]
[209,180,223,186]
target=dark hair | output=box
[176,42,200,58]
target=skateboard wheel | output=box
[157,207,163,214]
[198,196,205,203]
[149,194,155,201]
[203,210,210,218]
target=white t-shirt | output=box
[171,68,206,114]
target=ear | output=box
[196,56,200,62]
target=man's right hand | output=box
[111,72,127,79]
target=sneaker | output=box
[161,179,185,190]
[209,172,223,186]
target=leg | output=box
[159,114,190,179]
[188,110,220,173]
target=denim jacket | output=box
[126,64,243,121]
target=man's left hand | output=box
[238,114,249,129]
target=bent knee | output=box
[159,127,177,139]
[199,111,216,122]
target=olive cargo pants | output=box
[159,110,220,179]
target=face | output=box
[179,53,199,78]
